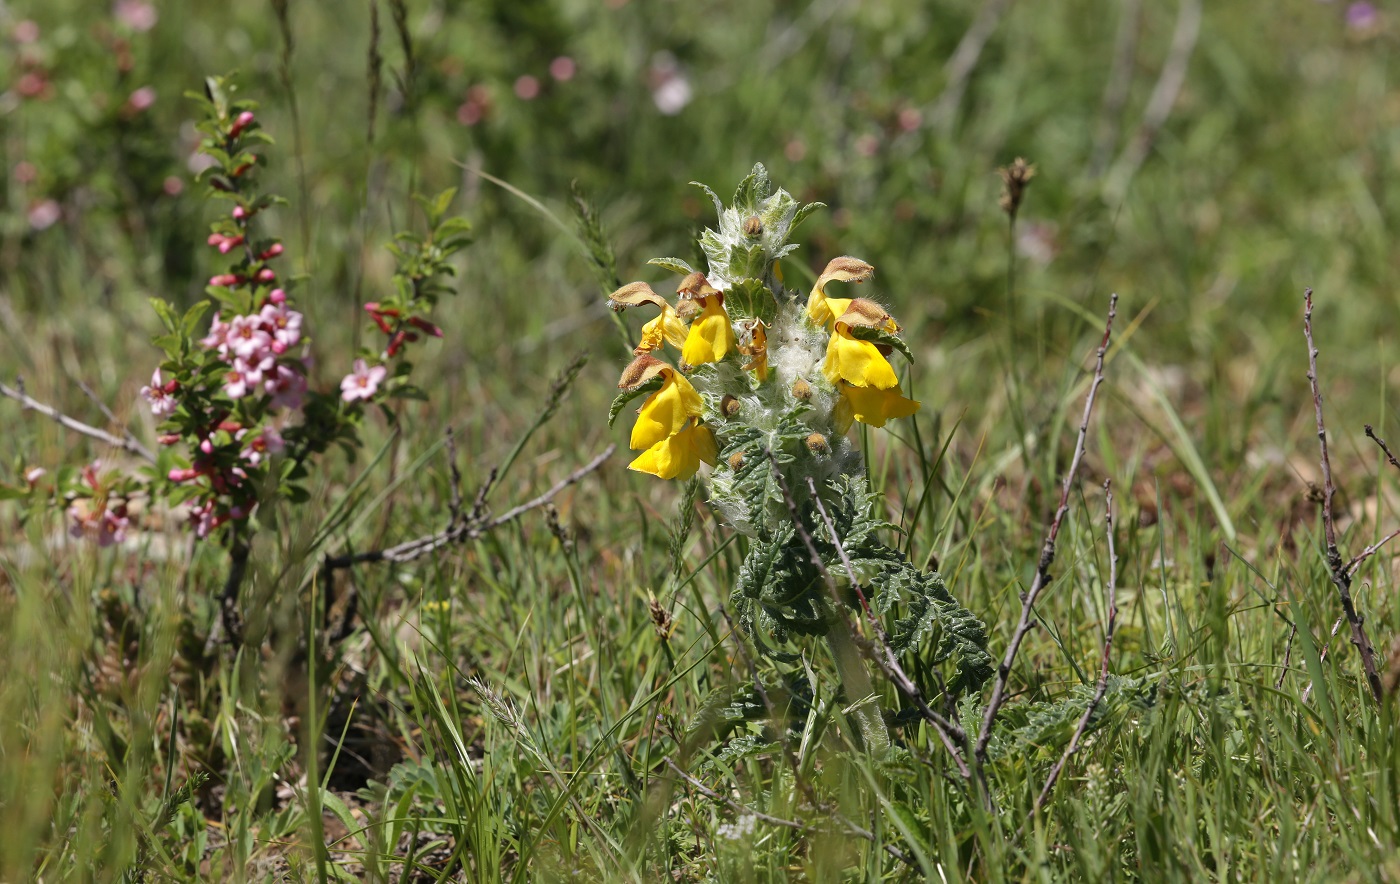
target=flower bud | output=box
[232,205,247,220]
[408,316,444,337]
[742,215,762,237]
[159,433,181,446]
[791,379,812,400]
[229,110,255,137]
[209,274,240,287]
[269,288,286,305]
[727,451,746,471]
[259,243,284,260]
[805,433,830,456]
[721,395,740,418]
[256,268,275,283]
[168,467,199,483]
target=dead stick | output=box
[2,380,156,463]
[974,294,1117,796]
[1034,479,1118,814]
[1303,289,1383,702]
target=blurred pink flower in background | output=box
[126,86,156,113]
[114,0,158,32]
[13,20,40,44]
[514,75,541,100]
[1347,1,1380,34]
[649,52,692,116]
[549,56,576,82]
[28,199,61,231]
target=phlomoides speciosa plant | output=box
[606,165,992,754]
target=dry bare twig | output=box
[973,294,1118,797]
[1302,289,1384,703]
[2,379,156,463]
[1034,479,1119,815]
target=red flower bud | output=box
[209,274,240,287]
[162,379,178,394]
[408,316,444,337]
[372,314,393,334]
[168,468,199,483]
[269,288,286,305]
[387,330,407,357]
[159,433,181,446]
[259,243,283,260]
[256,268,275,283]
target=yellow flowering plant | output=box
[607,165,991,754]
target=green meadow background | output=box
[3,0,1400,880]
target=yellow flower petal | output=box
[681,296,736,368]
[630,370,704,450]
[806,257,873,329]
[637,303,689,352]
[627,422,716,480]
[837,382,920,428]
[823,326,898,389]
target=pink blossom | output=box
[140,368,178,417]
[162,176,183,196]
[341,358,386,402]
[514,75,541,100]
[260,304,303,350]
[67,502,130,547]
[201,313,230,353]
[265,364,307,410]
[28,199,61,231]
[549,56,576,82]
[126,86,156,113]
[268,288,286,305]
[114,0,157,32]
[24,467,47,486]
[235,352,274,386]
[226,314,272,360]
[242,428,285,465]
[224,366,253,399]
[13,21,39,44]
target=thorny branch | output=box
[1,379,156,463]
[1303,289,1384,703]
[973,293,1117,799]
[1034,479,1119,815]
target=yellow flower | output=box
[823,326,898,389]
[681,294,736,368]
[608,281,689,354]
[806,256,874,329]
[618,354,704,450]
[822,298,902,389]
[638,303,688,353]
[738,319,769,382]
[628,421,718,480]
[833,382,920,432]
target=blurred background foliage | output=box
[5,0,1399,420]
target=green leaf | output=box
[732,163,771,212]
[723,278,776,324]
[647,257,694,276]
[848,325,914,364]
[149,298,178,333]
[689,181,724,218]
[790,201,826,233]
[608,376,663,428]
[0,484,27,501]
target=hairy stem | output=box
[827,621,890,756]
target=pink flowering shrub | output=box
[46,74,471,549]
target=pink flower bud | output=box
[271,340,287,355]
[260,243,284,260]
[162,379,178,394]
[209,274,240,287]
[408,316,444,337]
[200,438,214,454]
[207,233,223,246]
[269,288,287,305]
[168,467,198,483]
[232,205,247,220]
[159,433,181,446]
[229,110,255,137]
[363,302,380,313]
[256,268,275,283]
